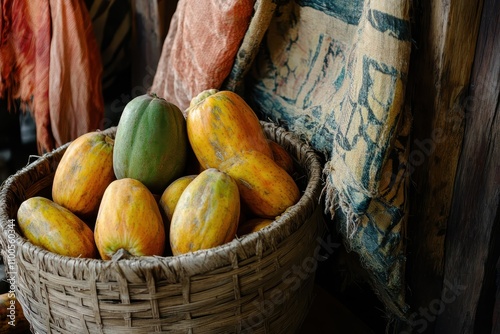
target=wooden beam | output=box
[404,0,484,332]
[434,0,500,331]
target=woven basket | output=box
[0,121,325,334]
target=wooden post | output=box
[405,0,484,332]
[434,0,500,331]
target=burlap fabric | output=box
[153,0,412,320]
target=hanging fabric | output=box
[0,0,104,153]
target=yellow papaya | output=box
[170,168,240,255]
[267,139,295,175]
[159,174,197,223]
[94,178,165,260]
[185,89,273,170]
[17,197,97,258]
[219,150,300,218]
[237,218,274,237]
[52,131,115,219]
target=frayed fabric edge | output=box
[322,160,360,239]
[321,160,410,323]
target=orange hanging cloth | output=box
[0,0,104,154]
[0,0,53,152]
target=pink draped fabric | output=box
[151,0,255,112]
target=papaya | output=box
[0,292,30,333]
[170,168,240,255]
[185,89,273,170]
[267,139,295,175]
[219,150,300,218]
[52,131,115,219]
[113,93,188,194]
[237,218,274,237]
[94,178,165,260]
[17,197,97,258]
[159,174,197,223]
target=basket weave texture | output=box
[0,121,324,334]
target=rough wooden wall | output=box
[405,0,500,332]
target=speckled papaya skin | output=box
[267,139,295,175]
[169,168,240,255]
[237,218,274,237]
[159,174,197,223]
[219,150,300,219]
[186,89,273,170]
[52,131,115,219]
[94,178,165,260]
[17,197,97,258]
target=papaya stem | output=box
[111,248,134,261]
